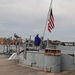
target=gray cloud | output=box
[0,0,75,41]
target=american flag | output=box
[48,8,54,32]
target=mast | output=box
[42,0,53,39]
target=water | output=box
[0,45,17,54]
[56,45,75,54]
[0,45,75,54]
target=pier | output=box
[0,54,75,75]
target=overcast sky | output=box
[0,0,75,41]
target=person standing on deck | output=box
[34,34,41,50]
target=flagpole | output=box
[42,0,53,39]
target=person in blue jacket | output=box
[34,34,41,50]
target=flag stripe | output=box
[48,8,54,32]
